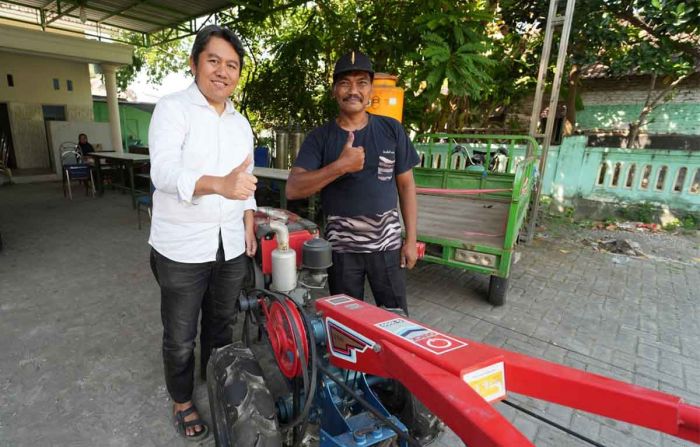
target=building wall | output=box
[0,51,93,169]
[93,101,153,147]
[66,104,95,122]
[513,74,700,136]
[577,75,700,135]
[575,103,700,135]
[0,51,92,105]
[6,103,47,169]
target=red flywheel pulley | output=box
[262,298,309,379]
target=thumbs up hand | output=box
[219,155,258,200]
[337,131,365,174]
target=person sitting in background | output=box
[77,133,95,158]
[75,133,97,170]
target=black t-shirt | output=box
[78,142,95,155]
[294,114,419,217]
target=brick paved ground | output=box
[0,183,698,446]
[414,235,700,446]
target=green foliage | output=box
[501,0,700,139]
[116,32,191,92]
[604,216,617,226]
[113,0,699,137]
[680,214,698,230]
[113,1,502,133]
[620,202,657,223]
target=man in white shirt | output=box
[148,25,257,441]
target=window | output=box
[6,74,13,87]
[655,166,668,191]
[673,167,687,193]
[640,165,652,190]
[66,80,73,91]
[625,164,636,188]
[690,169,700,194]
[596,162,608,185]
[42,105,66,121]
[53,78,60,90]
[611,162,622,187]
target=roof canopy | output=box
[0,23,133,63]
[0,0,239,45]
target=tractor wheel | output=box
[373,380,442,445]
[207,342,283,447]
[488,275,508,306]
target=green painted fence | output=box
[413,135,700,214]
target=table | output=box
[253,167,290,209]
[85,152,150,208]
[253,167,317,219]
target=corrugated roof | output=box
[0,0,237,43]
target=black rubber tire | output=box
[207,342,283,447]
[373,380,442,445]
[488,275,508,306]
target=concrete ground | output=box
[0,182,698,447]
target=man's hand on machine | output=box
[245,229,257,257]
[217,155,258,200]
[401,240,418,269]
[336,131,365,174]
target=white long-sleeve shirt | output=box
[148,82,256,263]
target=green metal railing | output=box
[412,134,541,278]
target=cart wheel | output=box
[373,380,442,445]
[488,275,508,306]
[207,342,282,447]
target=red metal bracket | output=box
[315,295,700,445]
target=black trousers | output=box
[328,249,408,314]
[150,245,248,404]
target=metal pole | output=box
[527,0,558,139]
[524,0,576,242]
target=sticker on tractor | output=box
[326,317,375,363]
[375,318,467,355]
[462,362,506,402]
[325,295,355,306]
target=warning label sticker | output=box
[326,295,355,306]
[462,362,506,402]
[375,318,467,355]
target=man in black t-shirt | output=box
[286,51,419,313]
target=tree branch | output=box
[643,73,657,109]
[612,10,700,66]
[648,71,691,110]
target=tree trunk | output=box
[627,73,656,148]
[627,72,690,148]
[627,122,641,149]
[563,64,580,136]
[436,96,450,132]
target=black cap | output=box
[333,51,374,84]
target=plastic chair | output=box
[137,181,155,229]
[61,149,96,199]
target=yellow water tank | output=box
[367,73,404,123]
